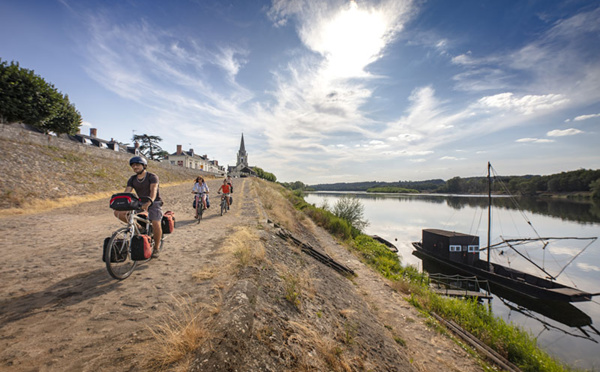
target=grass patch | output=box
[223,226,266,271]
[142,296,213,372]
[278,185,579,372]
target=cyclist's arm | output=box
[124,186,133,193]
[141,182,158,211]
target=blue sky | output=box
[1,0,599,184]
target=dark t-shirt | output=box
[127,172,162,202]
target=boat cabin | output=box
[422,229,480,265]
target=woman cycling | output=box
[191,176,209,218]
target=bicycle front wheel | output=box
[221,200,225,216]
[105,227,137,280]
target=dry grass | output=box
[0,181,190,217]
[1,191,114,217]
[252,178,303,234]
[390,277,423,295]
[222,225,266,271]
[287,320,353,372]
[141,295,214,372]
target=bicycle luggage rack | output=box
[275,227,355,277]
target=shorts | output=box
[148,200,163,221]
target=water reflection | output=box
[309,192,600,224]
[305,191,600,369]
[420,256,599,342]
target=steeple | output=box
[237,133,248,167]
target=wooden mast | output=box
[487,161,492,265]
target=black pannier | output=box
[103,237,128,262]
[110,193,141,211]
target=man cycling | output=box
[114,156,163,258]
[217,178,231,209]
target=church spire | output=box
[237,133,248,167]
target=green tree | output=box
[0,59,81,134]
[133,134,167,161]
[333,196,368,231]
[254,167,277,182]
[590,179,600,199]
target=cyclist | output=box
[226,174,233,193]
[192,176,209,217]
[217,178,231,209]
[114,156,163,258]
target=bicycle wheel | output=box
[105,227,137,280]
[197,202,203,223]
[221,199,225,216]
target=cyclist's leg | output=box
[114,210,129,223]
[148,202,163,255]
[202,194,207,209]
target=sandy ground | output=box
[0,178,256,371]
[0,178,485,372]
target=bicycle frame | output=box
[194,192,207,222]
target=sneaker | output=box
[151,249,160,258]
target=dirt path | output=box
[0,178,255,371]
[0,178,485,372]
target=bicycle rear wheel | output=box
[105,227,137,280]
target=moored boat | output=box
[411,162,598,303]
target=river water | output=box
[305,192,600,370]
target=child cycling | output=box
[217,178,231,209]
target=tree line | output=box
[0,59,82,135]
[298,169,600,198]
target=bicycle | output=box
[218,192,230,216]
[106,195,163,280]
[194,192,207,223]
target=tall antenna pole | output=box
[487,161,492,264]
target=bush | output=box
[332,196,368,231]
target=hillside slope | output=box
[0,135,199,210]
[0,131,486,371]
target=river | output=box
[305,191,600,370]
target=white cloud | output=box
[440,156,463,160]
[574,113,600,121]
[516,138,555,143]
[576,262,600,272]
[477,92,569,115]
[547,128,583,137]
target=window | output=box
[468,245,479,252]
[449,245,462,252]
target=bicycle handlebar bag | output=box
[109,193,141,211]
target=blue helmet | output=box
[129,156,147,166]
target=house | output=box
[167,145,209,169]
[69,128,134,154]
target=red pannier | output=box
[162,211,175,234]
[131,235,152,260]
[109,193,141,211]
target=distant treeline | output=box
[308,179,445,192]
[302,169,600,198]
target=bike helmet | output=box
[129,156,147,167]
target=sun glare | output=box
[319,1,389,78]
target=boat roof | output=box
[424,229,477,238]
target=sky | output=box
[1,0,599,184]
